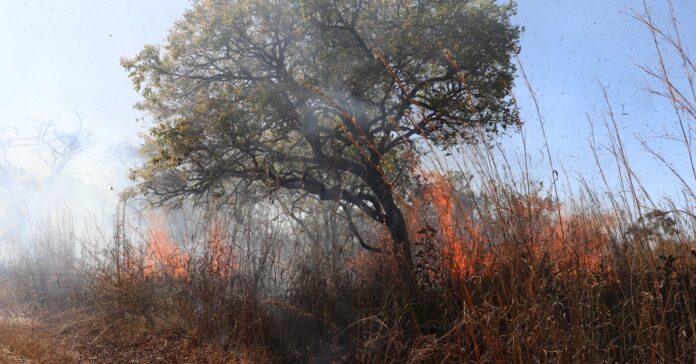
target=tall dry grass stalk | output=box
[1,1,696,363]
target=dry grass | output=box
[0,315,81,363]
[1,1,696,363]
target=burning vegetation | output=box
[408,173,610,283]
[142,213,236,279]
[1,0,696,363]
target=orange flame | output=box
[144,212,188,278]
[141,212,237,279]
[554,214,609,272]
[410,172,609,278]
[504,196,608,274]
[206,217,235,277]
[410,172,490,276]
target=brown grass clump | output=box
[2,1,696,363]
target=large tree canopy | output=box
[123,0,521,276]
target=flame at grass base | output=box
[142,212,236,279]
[410,172,487,276]
[409,172,609,278]
[144,212,188,278]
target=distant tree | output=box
[123,0,521,287]
[34,119,89,176]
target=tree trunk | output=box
[382,195,414,271]
[386,203,419,297]
[366,171,417,297]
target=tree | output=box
[34,119,90,176]
[123,0,521,287]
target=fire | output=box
[554,214,608,272]
[141,212,236,279]
[410,172,609,278]
[144,212,188,277]
[206,217,235,277]
[504,196,608,274]
[410,172,489,276]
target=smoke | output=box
[0,116,138,260]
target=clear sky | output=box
[512,0,696,200]
[0,0,695,227]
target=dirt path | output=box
[0,310,260,363]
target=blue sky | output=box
[512,0,696,200]
[0,0,695,217]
